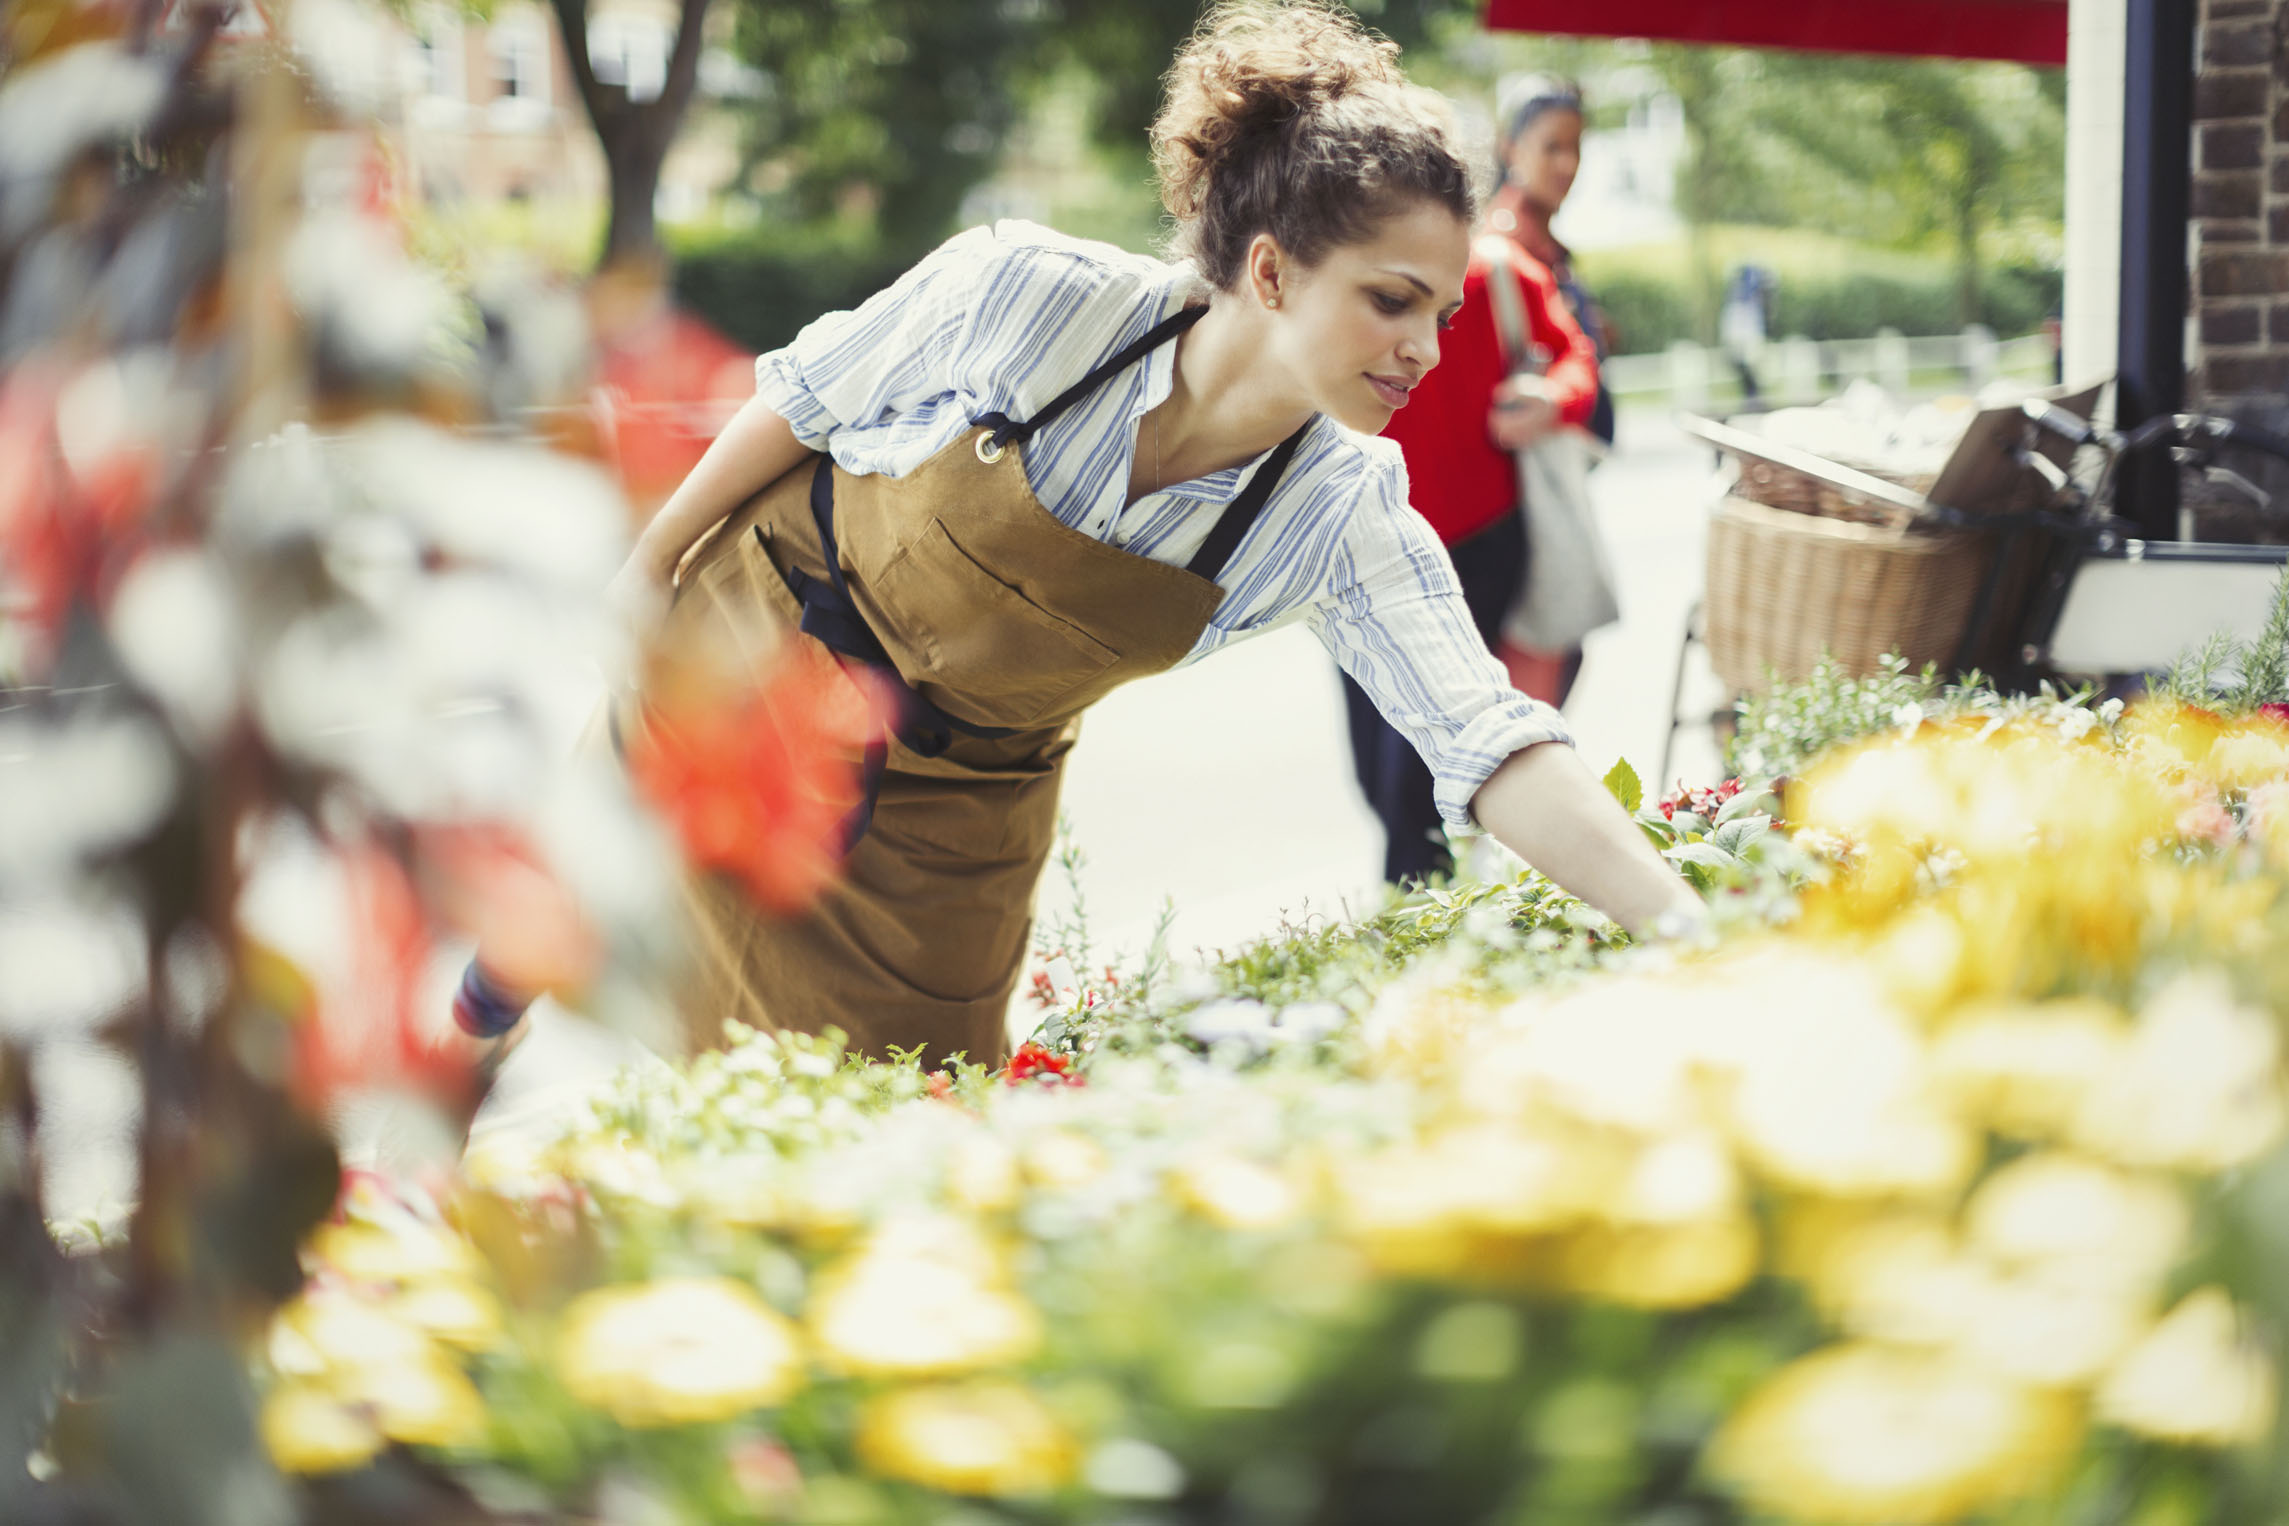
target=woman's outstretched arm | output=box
[628,397,814,585]
[1473,740,1705,938]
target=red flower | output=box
[1003,1041,1080,1087]
[628,644,893,916]
[416,822,601,997]
[2258,702,2289,728]
[273,838,477,1114]
[925,1071,956,1101]
[0,357,165,672]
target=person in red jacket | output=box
[1345,75,1607,884]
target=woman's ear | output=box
[1245,234,1287,311]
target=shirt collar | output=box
[1131,268,1253,507]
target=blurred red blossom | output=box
[1003,1041,1080,1088]
[415,821,601,998]
[277,838,476,1113]
[0,355,166,666]
[628,643,893,915]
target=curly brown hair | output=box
[1151,1,1476,291]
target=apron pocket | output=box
[870,517,1121,727]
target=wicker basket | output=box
[1731,456,1937,528]
[1703,493,1992,693]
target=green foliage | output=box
[1578,230,2060,354]
[711,0,1480,297]
[2155,569,2289,711]
[665,217,908,356]
[1602,757,1642,812]
[1726,653,1949,778]
[1725,652,2139,782]
[727,0,1050,257]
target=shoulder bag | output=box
[1477,235,1621,653]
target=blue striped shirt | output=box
[754,220,1573,829]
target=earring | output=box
[1267,296,1281,310]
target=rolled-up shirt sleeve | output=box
[1306,453,1573,831]
[752,225,997,449]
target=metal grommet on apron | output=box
[649,305,1307,1068]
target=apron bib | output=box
[648,308,1304,1066]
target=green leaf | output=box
[1602,757,1643,813]
[1715,787,1778,825]
[1666,842,1738,872]
[1710,815,1773,856]
[1633,808,1679,847]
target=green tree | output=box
[1747,54,2064,324]
[542,0,717,268]
[722,0,1480,276]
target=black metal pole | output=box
[2115,0,2195,539]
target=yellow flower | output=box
[1954,1273,2149,1390]
[681,1157,792,1230]
[1712,1343,2082,1525]
[1555,1216,1758,1310]
[809,1216,1041,1378]
[309,1219,479,1285]
[1169,1155,1301,1232]
[1603,1132,1741,1226]
[556,1277,805,1428]
[1463,976,1701,1133]
[1024,1131,1108,1191]
[1866,906,1971,1014]
[1964,1153,2188,1295]
[1724,999,1973,1201]
[2071,970,2288,1172]
[2098,1287,2277,1446]
[270,1292,433,1379]
[2199,724,2289,792]
[261,1356,486,1467]
[352,1354,488,1448]
[1336,1125,1610,1286]
[260,1383,384,1474]
[385,1278,505,1352]
[855,1382,1077,1497]
[945,1134,1022,1214]
[1929,998,2128,1141]
[1802,1213,1982,1346]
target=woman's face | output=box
[1505,106,1583,212]
[1254,200,1468,435]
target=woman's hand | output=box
[601,553,674,700]
[1471,741,1706,939]
[1488,374,1561,450]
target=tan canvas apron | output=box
[646,307,1305,1067]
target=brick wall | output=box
[2190,0,2289,534]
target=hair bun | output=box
[1153,1,1403,222]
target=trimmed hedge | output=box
[666,219,912,357]
[1582,254,2062,356]
[669,218,2065,364]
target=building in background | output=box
[289,0,757,232]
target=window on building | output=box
[588,11,669,103]
[488,12,551,104]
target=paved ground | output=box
[36,410,1731,1211]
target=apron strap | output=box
[973,305,1208,452]
[1182,424,1308,582]
[770,459,1025,849]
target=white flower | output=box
[1184,999,1276,1049]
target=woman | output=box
[460,3,1698,1068]
[1345,74,1607,884]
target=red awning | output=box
[1483,0,2068,66]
